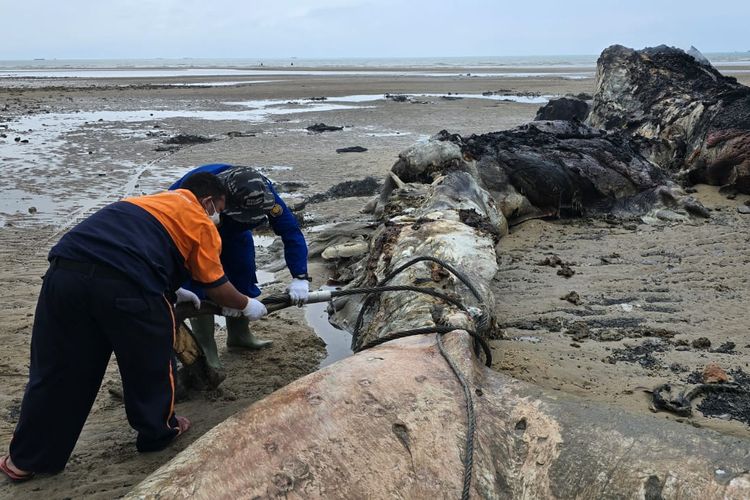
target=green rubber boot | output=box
[226,316,273,349]
[188,315,222,373]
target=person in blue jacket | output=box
[170,164,309,378]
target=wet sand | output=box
[1,67,749,498]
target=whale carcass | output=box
[128,121,749,497]
[588,44,750,193]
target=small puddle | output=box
[215,274,353,366]
[305,293,353,367]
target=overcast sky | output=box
[2,0,748,60]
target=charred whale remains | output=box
[372,121,707,227]
[588,44,750,193]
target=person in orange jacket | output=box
[1,172,264,482]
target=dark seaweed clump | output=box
[307,177,382,203]
[604,340,669,368]
[163,134,215,145]
[696,368,750,425]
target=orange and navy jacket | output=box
[49,189,228,295]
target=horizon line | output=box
[3,49,750,63]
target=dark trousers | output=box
[9,262,179,473]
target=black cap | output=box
[217,167,275,225]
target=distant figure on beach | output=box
[169,164,309,384]
[0,173,267,482]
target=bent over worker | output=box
[170,164,309,379]
[0,173,265,482]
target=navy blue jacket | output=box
[170,164,308,297]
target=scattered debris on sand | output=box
[535,254,576,277]
[605,340,670,368]
[651,366,750,422]
[697,369,750,424]
[226,131,257,138]
[384,93,410,102]
[163,134,215,145]
[306,123,344,133]
[692,337,711,349]
[560,291,582,305]
[703,363,729,384]
[336,146,368,153]
[307,176,381,203]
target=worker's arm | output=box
[266,183,308,278]
[205,281,267,320]
[188,224,267,318]
[265,184,310,305]
[204,281,249,309]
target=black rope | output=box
[353,256,488,335]
[340,284,468,312]
[358,326,492,368]
[437,333,475,500]
[353,256,492,366]
[358,326,481,500]
[385,256,485,301]
[349,255,491,500]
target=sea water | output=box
[1,52,749,71]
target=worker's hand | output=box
[222,298,267,321]
[242,298,267,320]
[175,287,201,309]
[287,278,310,306]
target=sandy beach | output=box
[1,65,750,498]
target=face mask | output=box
[204,199,221,226]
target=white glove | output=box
[287,278,310,306]
[223,298,267,321]
[222,306,242,318]
[175,287,201,309]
